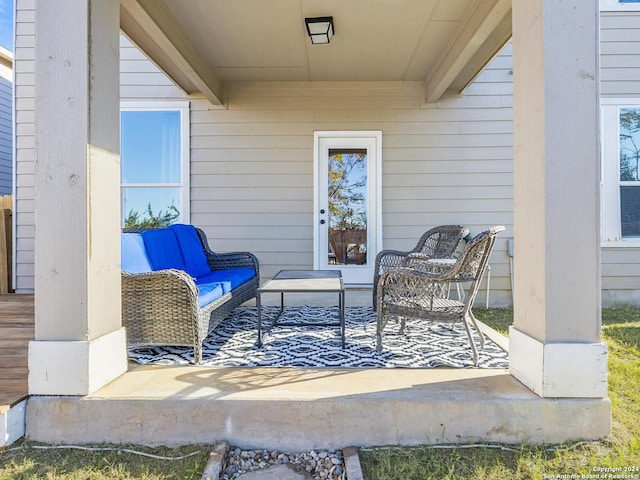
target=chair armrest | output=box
[121,269,207,356]
[122,269,200,307]
[403,254,457,273]
[376,267,445,312]
[380,267,445,284]
[205,250,260,274]
[375,249,411,272]
[195,227,260,276]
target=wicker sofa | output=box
[121,224,259,364]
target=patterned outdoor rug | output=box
[127,306,509,368]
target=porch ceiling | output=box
[120,0,512,106]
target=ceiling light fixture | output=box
[304,16,334,44]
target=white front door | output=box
[314,131,382,285]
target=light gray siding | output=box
[600,11,640,97]
[0,52,12,195]
[602,248,640,305]
[119,35,185,100]
[13,0,34,293]
[189,45,514,305]
[600,10,640,305]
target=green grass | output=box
[0,444,210,480]
[359,306,640,480]
[1,307,638,479]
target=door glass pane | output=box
[621,186,640,237]
[122,187,181,228]
[121,110,181,184]
[328,148,368,265]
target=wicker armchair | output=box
[375,226,504,366]
[121,226,259,364]
[372,225,469,310]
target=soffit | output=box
[163,0,472,82]
[121,0,512,104]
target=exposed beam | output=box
[120,0,225,106]
[424,0,512,104]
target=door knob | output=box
[320,219,326,224]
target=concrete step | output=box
[1,398,26,447]
[24,366,610,449]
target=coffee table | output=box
[257,270,345,348]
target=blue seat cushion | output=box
[195,268,256,294]
[121,233,153,274]
[197,282,224,308]
[168,224,211,278]
[141,229,186,272]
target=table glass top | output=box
[260,270,343,292]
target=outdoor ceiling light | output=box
[305,16,334,44]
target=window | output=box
[601,0,640,11]
[120,101,189,228]
[601,102,640,243]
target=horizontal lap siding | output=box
[600,11,640,305]
[0,64,11,195]
[119,35,185,100]
[602,248,640,305]
[190,46,514,302]
[13,0,35,292]
[601,12,640,97]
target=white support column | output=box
[510,0,608,399]
[29,0,126,395]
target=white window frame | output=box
[600,0,640,11]
[120,100,190,225]
[601,99,640,246]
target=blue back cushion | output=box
[141,229,186,271]
[168,224,211,278]
[121,233,153,274]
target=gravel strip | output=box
[221,447,346,480]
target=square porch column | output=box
[510,0,608,400]
[28,0,127,395]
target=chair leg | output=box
[460,319,479,367]
[467,311,485,349]
[399,316,406,335]
[195,344,202,365]
[376,312,390,353]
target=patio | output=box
[23,289,608,449]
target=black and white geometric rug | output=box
[127,306,509,369]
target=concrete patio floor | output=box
[24,289,610,450]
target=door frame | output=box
[313,130,383,285]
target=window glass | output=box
[620,108,640,181]
[619,108,640,238]
[621,187,640,237]
[120,106,188,228]
[327,148,368,266]
[121,111,181,184]
[122,187,181,228]
[601,0,640,10]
